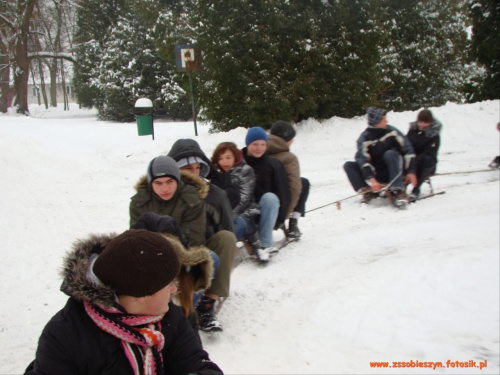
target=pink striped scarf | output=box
[84,300,165,375]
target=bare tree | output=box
[0,0,38,114]
[0,0,76,114]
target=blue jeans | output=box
[233,216,247,241]
[344,150,404,192]
[259,192,280,248]
[193,250,219,307]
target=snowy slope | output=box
[0,100,498,374]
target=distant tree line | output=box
[2,0,499,128]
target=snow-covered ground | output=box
[0,100,499,374]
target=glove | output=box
[131,212,189,248]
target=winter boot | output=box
[359,186,378,204]
[391,189,409,208]
[196,296,223,332]
[287,218,301,240]
[489,156,500,169]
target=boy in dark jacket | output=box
[242,127,290,257]
[406,109,443,200]
[343,107,417,207]
[25,230,222,375]
[168,139,237,333]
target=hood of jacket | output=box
[134,170,209,201]
[60,231,213,308]
[409,119,442,138]
[167,139,215,176]
[168,139,207,161]
[266,134,290,155]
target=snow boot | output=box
[390,189,409,208]
[489,156,500,169]
[196,296,223,332]
[359,186,379,204]
[287,218,301,240]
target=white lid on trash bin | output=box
[134,98,153,108]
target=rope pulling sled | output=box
[306,166,499,212]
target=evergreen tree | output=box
[74,0,190,121]
[194,0,385,131]
[153,0,196,120]
[469,0,500,100]
[89,2,185,121]
[193,0,287,131]
[377,0,470,110]
[308,0,385,119]
[73,0,127,108]
[72,0,480,126]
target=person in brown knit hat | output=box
[24,229,222,375]
[93,229,180,299]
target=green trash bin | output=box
[137,115,153,136]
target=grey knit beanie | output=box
[367,107,387,127]
[93,229,180,297]
[147,155,180,184]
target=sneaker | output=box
[255,248,270,263]
[391,189,408,207]
[196,297,223,332]
[287,218,301,239]
[359,186,378,204]
[246,233,271,263]
[264,246,279,255]
[407,192,418,203]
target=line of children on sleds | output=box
[128,121,310,335]
[26,109,445,375]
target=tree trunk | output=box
[13,42,31,114]
[0,54,13,113]
[60,62,68,110]
[49,59,58,107]
[12,0,39,115]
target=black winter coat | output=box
[406,119,442,164]
[354,125,416,180]
[24,233,222,375]
[25,300,221,375]
[242,148,290,226]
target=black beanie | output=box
[270,121,296,142]
[93,229,180,297]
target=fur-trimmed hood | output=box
[134,170,209,201]
[60,232,213,308]
[60,232,121,308]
